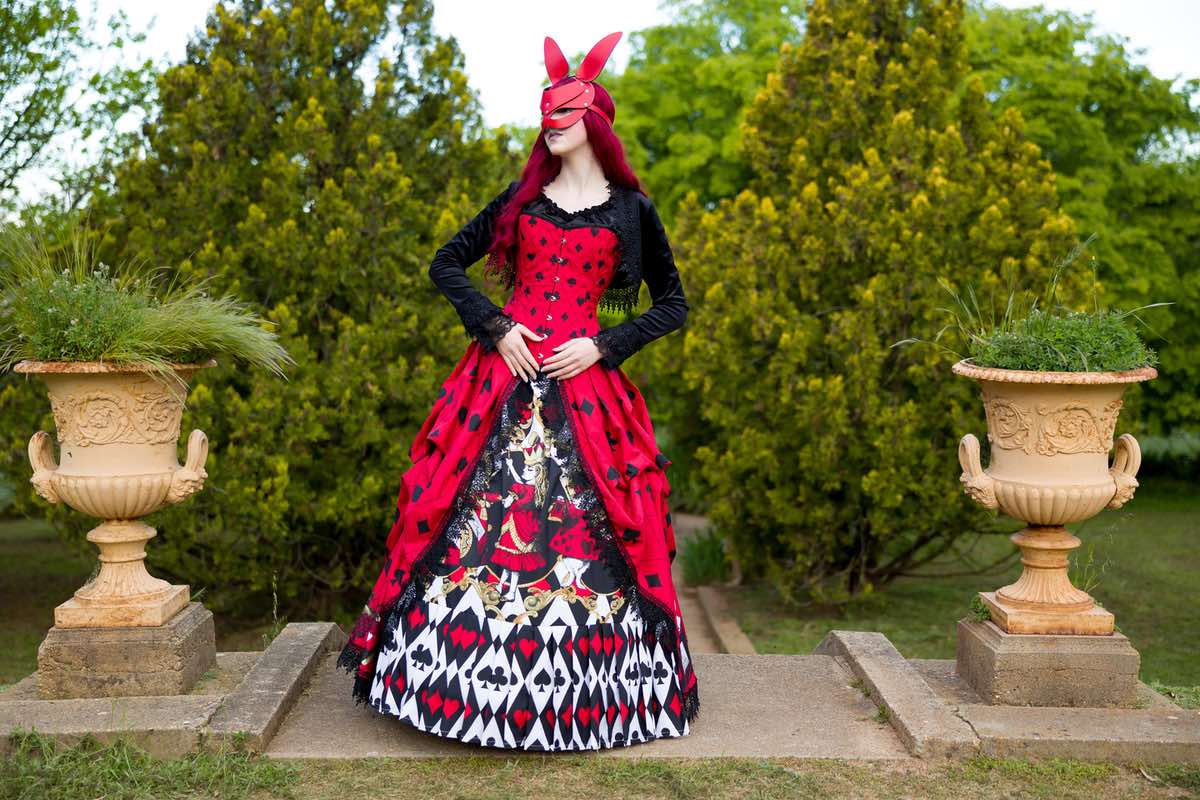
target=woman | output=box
[338,31,698,752]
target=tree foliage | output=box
[0,0,156,212]
[667,0,1084,601]
[965,2,1200,434]
[0,0,519,616]
[607,0,805,223]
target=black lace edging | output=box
[338,371,699,722]
[460,292,508,347]
[591,323,643,368]
[478,311,517,351]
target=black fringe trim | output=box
[597,281,640,315]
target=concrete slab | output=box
[694,586,757,655]
[204,622,344,751]
[913,657,1200,764]
[265,652,911,759]
[814,630,978,759]
[964,704,1200,764]
[0,694,222,759]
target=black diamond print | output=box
[412,485,423,500]
[626,463,639,477]
[607,466,619,480]
[455,456,468,472]
[468,413,481,432]
[645,572,661,587]
[580,399,594,415]
[457,407,467,423]
[417,519,429,533]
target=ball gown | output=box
[337,178,699,751]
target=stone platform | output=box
[3,622,1197,763]
[817,629,1200,764]
[265,652,909,759]
[0,622,343,758]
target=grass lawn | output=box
[2,730,1199,800]
[727,477,1200,687]
[0,519,92,686]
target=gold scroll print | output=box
[48,386,183,447]
[982,392,1124,456]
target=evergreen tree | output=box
[1,0,519,617]
[669,0,1081,600]
[608,0,805,222]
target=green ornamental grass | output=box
[0,216,293,389]
[894,235,1165,373]
[969,307,1157,372]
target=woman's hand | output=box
[541,337,601,380]
[497,323,545,381]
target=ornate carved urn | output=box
[14,359,214,628]
[953,359,1156,635]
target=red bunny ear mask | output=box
[541,31,621,130]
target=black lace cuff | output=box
[478,310,518,351]
[591,323,643,368]
[459,292,509,349]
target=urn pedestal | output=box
[15,359,218,698]
[951,359,1156,706]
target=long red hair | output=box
[483,79,644,288]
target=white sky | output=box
[10,0,1200,204]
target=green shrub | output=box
[667,0,1083,603]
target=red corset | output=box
[500,213,619,365]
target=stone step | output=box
[265,652,911,759]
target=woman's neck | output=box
[553,149,607,194]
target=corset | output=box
[501,212,621,365]
[429,180,688,371]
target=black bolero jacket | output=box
[427,180,688,369]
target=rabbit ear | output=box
[544,36,570,83]
[576,31,622,81]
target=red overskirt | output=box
[339,338,698,720]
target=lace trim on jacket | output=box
[590,323,642,369]
[460,293,512,350]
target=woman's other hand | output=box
[541,337,601,380]
[497,323,544,381]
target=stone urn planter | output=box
[953,358,1157,636]
[14,358,215,628]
